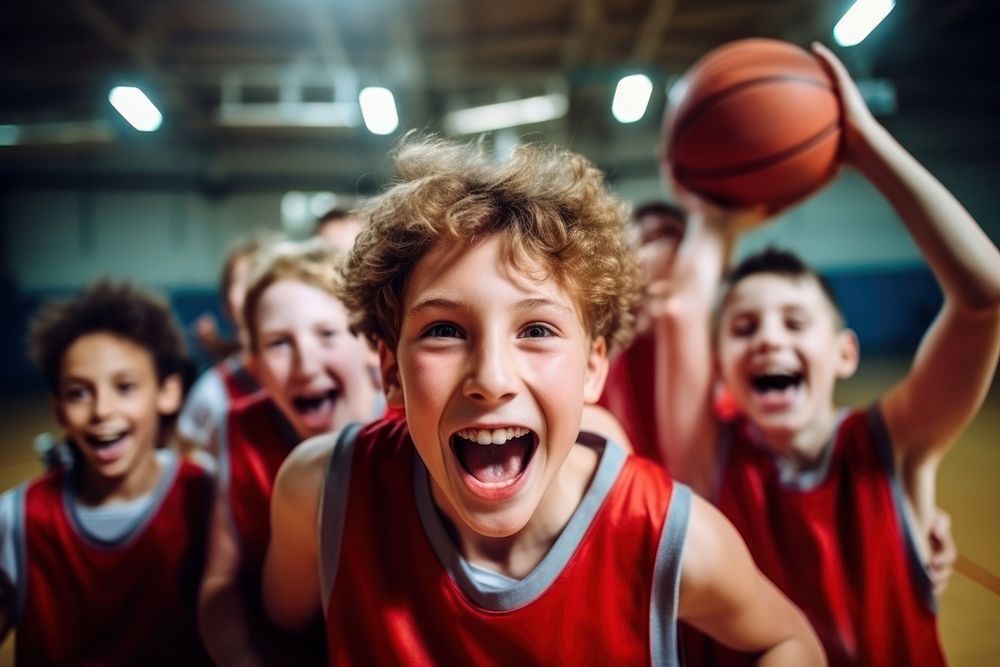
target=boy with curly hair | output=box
[0,281,213,665]
[263,136,825,665]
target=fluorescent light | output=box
[108,86,162,131]
[359,87,399,135]
[217,102,358,128]
[833,0,895,47]
[612,74,653,123]
[443,94,569,135]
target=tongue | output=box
[457,434,531,484]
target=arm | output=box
[262,435,332,630]
[679,495,826,665]
[648,204,760,495]
[198,464,264,666]
[813,44,1000,522]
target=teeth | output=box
[93,433,124,443]
[456,427,530,445]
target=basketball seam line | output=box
[668,74,835,158]
[674,121,839,180]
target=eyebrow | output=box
[408,296,575,319]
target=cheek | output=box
[258,355,291,393]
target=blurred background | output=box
[1,0,997,662]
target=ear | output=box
[582,336,610,404]
[835,328,860,380]
[157,374,184,416]
[377,340,405,409]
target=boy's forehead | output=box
[724,273,832,314]
[61,332,156,377]
[403,236,587,320]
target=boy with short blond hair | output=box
[199,240,382,665]
[264,137,825,665]
[0,281,213,665]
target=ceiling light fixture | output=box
[833,0,896,47]
[442,94,569,135]
[612,74,653,124]
[108,86,162,132]
[359,87,399,135]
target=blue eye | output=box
[424,323,463,338]
[520,324,554,339]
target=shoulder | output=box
[273,430,341,513]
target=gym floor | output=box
[0,356,996,664]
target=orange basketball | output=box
[662,38,842,212]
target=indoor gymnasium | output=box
[1,1,997,664]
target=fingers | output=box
[926,510,958,597]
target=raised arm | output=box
[679,494,826,665]
[262,435,331,630]
[647,201,760,495]
[813,44,1000,511]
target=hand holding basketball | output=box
[810,42,881,165]
[662,38,843,213]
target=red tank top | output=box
[218,353,264,405]
[318,418,691,666]
[685,407,946,666]
[221,393,300,572]
[599,333,663,464]
[14,457,213,666]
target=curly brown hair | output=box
[242,238,347,351]
[339,135,642,353]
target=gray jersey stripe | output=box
[318,422,363,617]
[866,404,937,614]
[650,482,692,667]
[12,484,27,625]
[414,437,628,611]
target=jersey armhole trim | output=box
[318,421,363,617]
[867,403,937,614]
[650,482,691,667]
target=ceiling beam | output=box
[631,0,679,63]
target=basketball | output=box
[662,38,842,212]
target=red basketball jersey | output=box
[685,407,946,666]
[599,333,664,464]
[218,353,264,406]
[221,393,300,572]
[318,418,691,666]
[14,457,213,666]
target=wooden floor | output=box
[0,357,997,664]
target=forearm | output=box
[652,212,731,487]
[755,632,827,667]
[199,575,265,667]
[852,122,1000,311]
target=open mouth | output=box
[291,388,339,415]
[451,427,538,487]
[750,372,803,394]
[84,431,127,449]
[83,430,129,463]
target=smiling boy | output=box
[0,281,213,665]
[199,240,382,665]
[263,137,824,665]
[650,45,1000,665]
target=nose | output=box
[463,334,518,404]
[91,388,115,422]
[291,338,321,381]
[749,314,789,353]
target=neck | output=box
[755,404,840,472]
[76,449,162,506]
[435,443,598,580]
